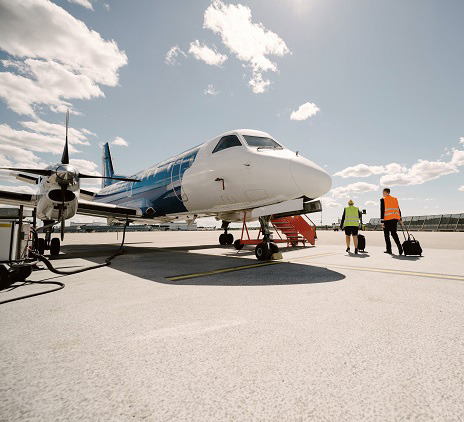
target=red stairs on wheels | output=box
[235,213,317,250]
[271,215,317,246]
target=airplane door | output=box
[170,158,188,202]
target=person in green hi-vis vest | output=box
[340,199,362,254]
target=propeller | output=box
[1,110,140,241]
[59,184,67,241]
[1,109,140,183]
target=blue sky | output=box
[0,0,463,224]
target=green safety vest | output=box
[344,206,360,227]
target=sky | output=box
[0,0,463,225]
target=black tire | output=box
[11,266,32,282]
[255,242,271,261]
[37,238,45,255]
[50,238,60,256]
[226,233,234,245]
[0,266,12,290]
[219,233,227,245]
[234,239,244,250]
[270,243,279,254]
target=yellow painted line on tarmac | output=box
[166,252,340,281]
[301,262,464,282]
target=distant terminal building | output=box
[366,213,464,232]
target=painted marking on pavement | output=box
[166,252,340,281]
[299,262,464,282]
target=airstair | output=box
[236,212,317,249]
[271,215,317,246]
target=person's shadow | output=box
[391,254,422,261]
[347,252,370,258]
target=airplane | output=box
[0,117,332,260]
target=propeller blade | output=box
[60,184,67,241]
[79,174,141,182]
[61,109,69,165]
[0,167,53,177]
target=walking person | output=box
[381,188,403,255]
[340,199,362,254]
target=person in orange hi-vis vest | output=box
[381,188,403,255]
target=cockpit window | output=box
[212,135,242,154]
[243,136,282,149]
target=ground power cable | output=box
[0,223,128,305]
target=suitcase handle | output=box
[400,221,414,241]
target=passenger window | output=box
[212,135,242,154]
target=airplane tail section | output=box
[102,143,115,188]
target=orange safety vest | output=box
[384,195,401,220]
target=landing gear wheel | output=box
[255,242,271,261]
[37,238,45,255]
[226,233,234,245]
[50,238,60,256]
[234,239,244,250]
[11,266,32,283]
[270,243,279,254]
[219,233,227,245]
[0,266,12,290]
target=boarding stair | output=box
[271,215,317,246]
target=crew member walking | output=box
[340,199,362,254]
[381,188,403,255]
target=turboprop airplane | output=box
[0,117,332,260]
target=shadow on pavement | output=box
[59,243,346,286]
[391,255,422,261]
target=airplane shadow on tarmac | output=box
[59,243,346,286]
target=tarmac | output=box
[1,230,463,421]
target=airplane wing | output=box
[77,199,142,220]
[80,188,97,201]
[0,189,36,207]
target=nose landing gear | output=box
[36,221,61,256]
[255,216,279,261]
[219,221,234,245]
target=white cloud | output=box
[203,0,290,93]
[334,163,405,178]
[103,3,110,11]
[20,118,91,145]
[0,0,127,116]
[290,102,320,121]
[0,123,80,155]
[165,45,186,66]
[111,136,129,147]
[380,160,459,187]
[69,158,101,186]
[330,182,379,199]
[204,84,219,96]
[365,200,377,206]
[321,197,341,208]
[68,0,93,10]
[460,137,464,145]
[458,186,464,192]
[336,146,464,187]
[189,40,228,66]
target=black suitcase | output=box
[401,226,422,256]
[357,234,366,252]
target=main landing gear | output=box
[255,216,279,261]
[219,221,234,245]
[37,221,61,256]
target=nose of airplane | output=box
[290,156,332,199]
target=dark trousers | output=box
[383,219,402,253]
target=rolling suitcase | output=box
[357,234,366,252]
[401,225,422,256]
